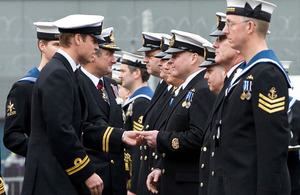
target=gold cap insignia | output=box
[172,138,179,149]
[169,34,175,47]
[217,16,220,28]
[142,35,145,45]
[110,32,114,43]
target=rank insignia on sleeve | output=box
[258,87,285,114]
[6,99,17,118]
[172,138,179,149]
[65,155,90,175]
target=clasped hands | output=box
[122,130,159,148]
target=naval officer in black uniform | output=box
[143,30,216,195]
[76,27,141,195]
[211,0,292,194]
[21,14,105,195]
[198,12,245,195]
[119,51,153,195]
[136,32,171,195]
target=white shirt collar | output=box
[227,61,243,78]
[57,49,77,72]
[81,67,103,88]
[175,69,205,96]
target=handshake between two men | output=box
[122,130,160,194]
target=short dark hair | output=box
[128,66,150,83]
[59,33,87,48]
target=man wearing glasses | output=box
[198,11,244,195]
[208,0,292,194]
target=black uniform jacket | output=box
[211,62,291,195]
[4,81,33,157]
[123,93,152,193]
[137,80,170,195]
[76,67,126,195]
[199,65,240,195]
[287,100,300,193]
[21,53,94,195]
[156,70,216,195]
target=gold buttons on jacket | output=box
[200,182,203,188]
[162,153,166,157]
[162,169,165,174]
[144,156,148,160]
[211,152,215,157]
[213,135,215,140]
[144,145,147,150]
[110,160,114,164]
[152,152,155,156]
[201,164,205,169]
[203,147,207,152]
[140,156,142,160]
[140,146,142,150]
[145,125,149,129]
[212,171,215,176]
[155,155,158,159]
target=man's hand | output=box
[85,173,104,195]
[127,190,136,195]
[140,130,159,148]
[122,131,144,146]
[146,168,161,194]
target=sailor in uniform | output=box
[119,51,153,194]
[210,1,292,194]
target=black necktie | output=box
[98,79,107,102]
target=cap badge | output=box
[169,34,175,47]
[110,32,114,43]
[217,16,220,28]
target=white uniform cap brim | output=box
[227,0,276,15]
[102,27,114,37]
[122,51,144,62]
[142,32,169,41]
[54,14,104,29]
[170,29,212,49]
[33,21,59,34]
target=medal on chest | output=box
[240,75,253,101]
[182,88,195,108]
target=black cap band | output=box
[226,3,271,22]
[171,40,205,56]
[58,25,102,35]
[37,32,59,40]
[121,59,146,69]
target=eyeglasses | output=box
[225,20,255,29]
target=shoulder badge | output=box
[258,87,285,114]
[6,99,17,118]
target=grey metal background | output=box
[0,0,299,118]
